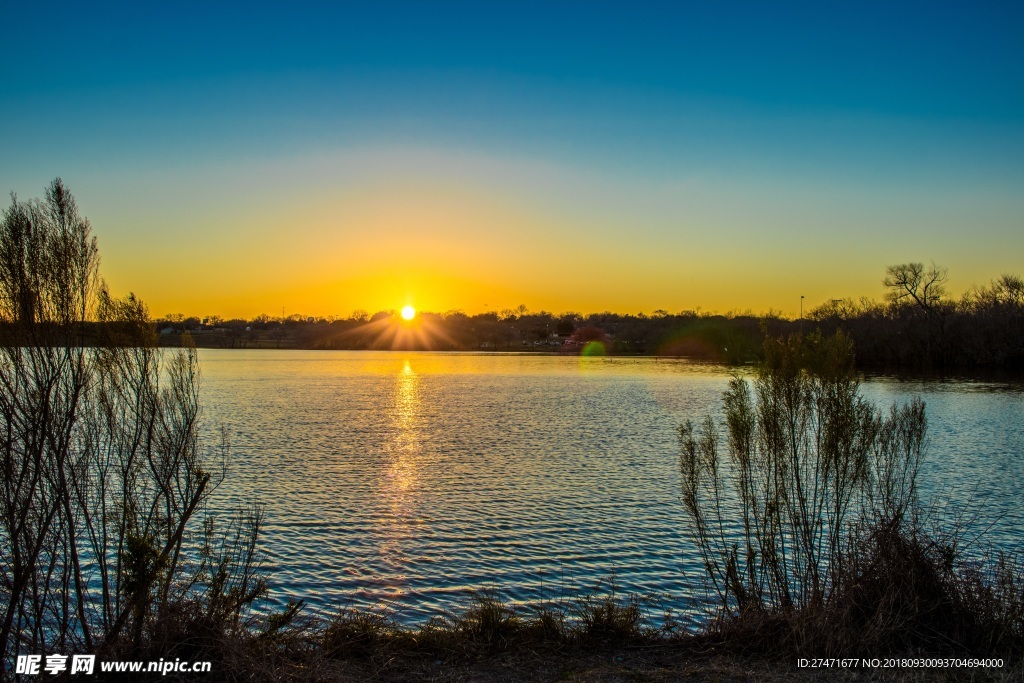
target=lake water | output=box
[198,350,1024,626]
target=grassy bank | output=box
[124,558,1023,682]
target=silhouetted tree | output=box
[883,262,947,313]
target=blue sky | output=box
[2,1,1022,316]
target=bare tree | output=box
[883,262,947,313]
[969,274,1024,307]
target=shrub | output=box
[679,331,1024,659]
[680,331,924,616]
[0,180,267,667]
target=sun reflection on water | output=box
[389,360,420,488]
[377,358,422,594]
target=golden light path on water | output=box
[374,359,423,600]
[379,360,421,586]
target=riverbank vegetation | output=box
[3,181,1023,680]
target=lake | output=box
[198,350,1024,626]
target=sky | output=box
[1,0,1022,318]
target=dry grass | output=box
[164,569,1022,683]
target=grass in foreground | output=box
[115,553,1022,682]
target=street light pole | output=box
[800,295,805,334]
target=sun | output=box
[400,305,416,321]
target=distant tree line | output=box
[145,262,1023,370]
[150,308,774,364]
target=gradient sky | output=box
[2,1,1022,318]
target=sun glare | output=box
[401,305,416,321]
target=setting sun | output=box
[401,305,416,321]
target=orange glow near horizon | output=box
[86,150,1024,322]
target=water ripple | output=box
[199,350,1024,624]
